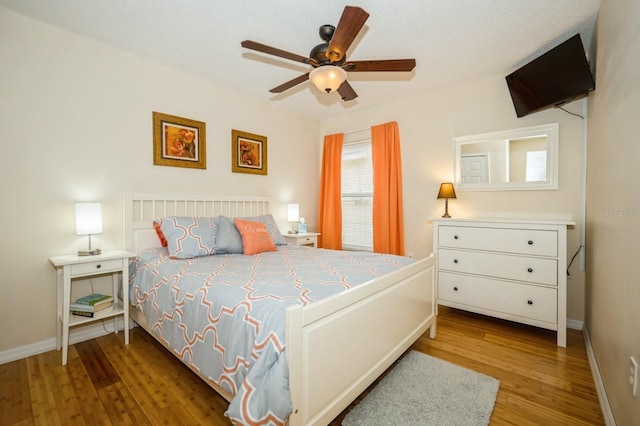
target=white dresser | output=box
[432,218,574,347]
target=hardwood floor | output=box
[1,306,604,425]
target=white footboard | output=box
[285,254,436,426]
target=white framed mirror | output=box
[453,123,559,191]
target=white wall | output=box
[321,74,588,324]
[586,1,640,423]
[0,9,320,353]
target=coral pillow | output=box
[239,214,287,245]
[153,220,168,247]
[234,218,277,255]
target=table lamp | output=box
[75,202,102,255]
[287,203,300,234]
[437,183,457,218]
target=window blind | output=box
[341,140,373,251]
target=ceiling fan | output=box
[241,6,416,101]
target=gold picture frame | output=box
[231,129,267,175]
[153,112,206,169]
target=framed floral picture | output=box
[231,129,267,175]
[153,112,206,169]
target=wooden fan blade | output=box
[337,80,358,101]
[326,6,370,63]
[343,59,417,72]
[241,40,317,65]
[269,73,310,93]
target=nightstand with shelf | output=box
[49,250,136,365]
[283,232,321,247]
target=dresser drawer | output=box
[70,259,124,277]
[439,248,558,285]
[438,272,557,324]
[438,225,558,256]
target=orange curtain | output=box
[371,122,405,255]
[317,133,343,249]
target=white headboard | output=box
[123,191,272,253]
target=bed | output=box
[123,191,436,425]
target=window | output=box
[341,139,373,251]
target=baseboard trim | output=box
[0,319,126,365]
[583,325,616,425]
[567,318,584,330]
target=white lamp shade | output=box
[309,66,347,93]
[75,203,103,235]
[287,204,300,222]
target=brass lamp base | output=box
[442,198,452,218]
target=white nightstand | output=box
[283,232,321,247]
[49,250,136,365]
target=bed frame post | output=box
[285,305,304,426]
[123,191,133,252]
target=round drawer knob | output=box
[454,235,459,240]
[527,267,533,273]
[453,286,458,291]
[453,259,458,264]
[528,240,533,245]
[96,264,102,269]
[527,300,533,305]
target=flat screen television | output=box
[506,34,595,117]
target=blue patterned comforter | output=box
[129,245,413,425]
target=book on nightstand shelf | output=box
[71,305,113,318]
[70,293,114,316]
[74,293,113,306]
[70,300,113,312]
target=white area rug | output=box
[342,350,500,426]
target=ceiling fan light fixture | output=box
[309,66,347,94]
[241,6,414,101]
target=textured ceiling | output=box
[0,0,600,121]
